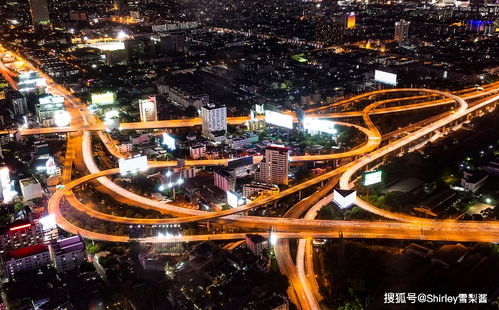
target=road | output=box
[3,45,499,310]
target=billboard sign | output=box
[363,170,382,186]
[265,110,293,129]
[374,70,397,86]
[227,190,245,208]
[255,104,265,114]
[91,92,116,105]
[162,133,176,150]
[333,189,356,209]
[119,155,148,174]
[303,118,337,134]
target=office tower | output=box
[139,96,158,122]
[29,0,50,27]
[200,103,227,141]
[7,91,27,115]
[344,12,356,29]
[255,145,289,185]
[394,19,410,42]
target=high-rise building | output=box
[6,90,27,115]
[394,19,410,42]
[139,96,158,122]
[255,145,289,185]
[316,21,344,45]
[200,103,227,141]
[344,12,356,29]
[0,221,45,256]
[29,0,50,27]
[36,95,65,126]
[49,235,86,273]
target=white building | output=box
[139,97,158,122]
[200,104,227,141]
[254,145,289,185]
[19,178,43,201]
[189,144,206,159]
[49,235,86,273]
[461,170,488,193]
[4,244,51,278]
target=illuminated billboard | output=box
[119,155,148,174]
[39,214,57,231]
[91,92,116,105]
[54,110,71,127]
[162,133,176,150]
[0,166,16,203]
[303,118,337,134]
[265,110,293,129]
[39,95,64,105]
[227,190,245,208]
[333,189,356,209]
[374,70,397,86]
[255,104,265,114]
[363,170,382,186]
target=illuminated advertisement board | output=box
[374,70,397,86]
[119,155,148,174]
[54,110,71,127]
[39,214,57,231]
[255,104,265,114]
[303,118,337,134]
[162,133,176,150]
[333,189,356,209]
[39,95,64,105]
[0,166,16,203]
[265,110,293,129]
[91,92,116,105]
[227,190,245,208]
[363,170,382,186]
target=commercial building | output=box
[4,244,51,277]
[344,12,356,29]
[139,97,158,122]
[29,0,50,27]
[255,145,289,185]
[49,235,86,273]
[394,19,410,42]
[19,177,43,201]
[36,95,65,127]
[0,222,45,256]
[6,90,28,115]
[200,103,227,141]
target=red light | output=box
[9,223,31,231]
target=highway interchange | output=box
[2,45,499,309]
